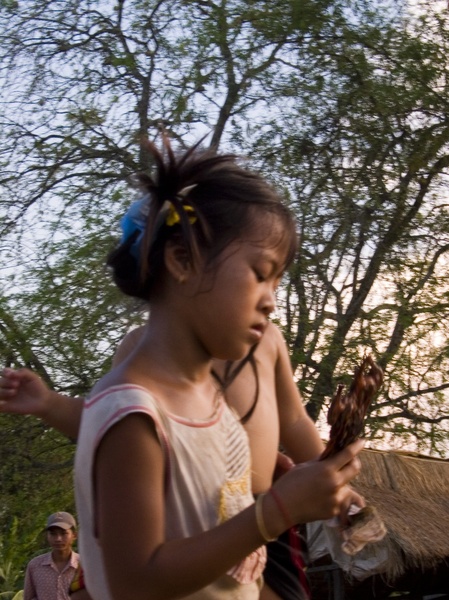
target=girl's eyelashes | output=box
[253,263,284,284]
[253,269,268,282]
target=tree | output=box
[1,0,449,550]
[262,0,449,455]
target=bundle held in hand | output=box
[320,355,383,460]
[321,355,387,555]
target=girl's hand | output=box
[273,451,295,481]
[270,439,364,527]
[0,367,52,417]
[338,486,366,527]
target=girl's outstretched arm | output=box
[95,410,363,600]
[0,367,83,439]
[0,328,144,440]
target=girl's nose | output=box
[261,287,276,315]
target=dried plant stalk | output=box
[321,356,383,460]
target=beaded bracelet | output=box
[255,493,277,542]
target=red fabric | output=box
[289,527,312,599]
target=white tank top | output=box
[75,384,266,599]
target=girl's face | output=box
[191,221,289,362]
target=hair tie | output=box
[165,202,196,226]
[269,488,293,530]
[164,184,198,227]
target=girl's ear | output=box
[164,239,194,283]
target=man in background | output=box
[24,511,79,600]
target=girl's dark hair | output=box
[108,134,297,301]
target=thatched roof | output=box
[345,448,449,580]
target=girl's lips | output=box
[249,323,266,341]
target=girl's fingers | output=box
[0,388,17,397]
[339,456,362,483]
[1,367,16,377]
[0,370,19,391]
[326,439,365,470]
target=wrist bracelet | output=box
[255,493,277,542]
[269,487,294,530]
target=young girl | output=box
[0,137,363,600]
[0,322,361,600]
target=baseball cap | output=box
[46,512,77,530]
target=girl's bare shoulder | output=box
[257,321,283,363]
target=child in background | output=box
[0,136,363,600]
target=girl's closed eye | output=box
[254,269,268,283]
[253,259,275,283]
[253,263,283,286]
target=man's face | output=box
[46,526,76,553]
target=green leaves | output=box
[1,4,449,574]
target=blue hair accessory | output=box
[119,184,197,261]
[119,194,150,260]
